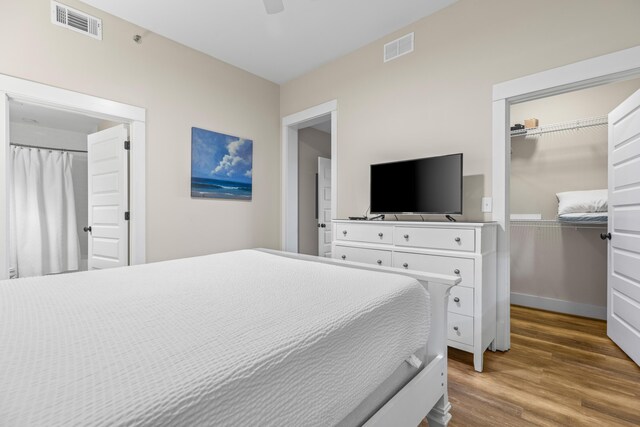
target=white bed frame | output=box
[260,249,460,427]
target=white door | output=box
[607,89,640,366]
[317,157,332,257]
[86,124,129,270]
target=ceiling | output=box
[311,119,331,134]
[10,101,103,134]
[79,0,457,84]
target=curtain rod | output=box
[10,142,87,154]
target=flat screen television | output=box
[370,153,463,215]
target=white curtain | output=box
[9,147,81,278]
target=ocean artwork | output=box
[191,127,253,200]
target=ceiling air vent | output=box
[384,32,414,63]
[51,1,102,40]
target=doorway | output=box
[0,73,146,280]
[9,101,110,276]
[296,119,332,256]
[491,44,640,351]
[281,100,337,253]
[508,79,640,321]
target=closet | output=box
[509,78,640,319]
[8,101,126,278]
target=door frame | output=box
[281,100,337,253]
[0,73,146,279]
[491,44,640,351]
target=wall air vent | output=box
[51,1,102,40]
[383,32,414,63]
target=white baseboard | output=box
[511,292,606,320]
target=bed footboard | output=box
[257,249,458,427]
[363,279,454,427]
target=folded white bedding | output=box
[0,249,430,426]
[556,189,607,215]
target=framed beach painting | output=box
[191,127,253,200]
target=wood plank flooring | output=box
[422,305,640,426]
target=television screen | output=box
[370,153,463,214]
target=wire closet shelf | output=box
[510,219,607,230]
[510,115,608,138]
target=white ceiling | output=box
[79,0,457,84]
[10,101,103,134]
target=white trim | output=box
[511,293,606,320]
[491,45,640,351]
[0,73,146,279]
[281,100,338,252]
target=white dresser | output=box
[332,220,497,372]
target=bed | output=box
[0,249,459,427]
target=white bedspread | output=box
[0,249,430,426]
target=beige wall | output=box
[511,79,640,219]
[280,0,640,221]
[0,0,281,262]
[298,128,331,256]
[511,224,607,311]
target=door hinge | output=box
[124,211,130,221]
[124,140,130,150]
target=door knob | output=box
[341,255,346,260]
[378,232,384,237]
[454,237,461,242]
[342,230,347,235]
[453,326,459,331]
[320,223,326,228]
[377,260,382,265]
[600,232,611,240]
[454,269,460,274]
[453,297,460,303]
[83,226,92,233]
[403,263,409,268]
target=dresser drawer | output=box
[448,313,474,346]
[394,227,475,252]
[448,286,474,316]
[392,251,475,288]
[335,223,392,244]
[333,245,392,267]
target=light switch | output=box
[482,197,493,213]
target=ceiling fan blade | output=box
[263,0,284,14]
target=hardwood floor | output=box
[423,305,640,426]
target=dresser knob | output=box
[402,263,409,268]
[454,237,461,242]
[454,269,460,274]
[453,297,460,303]
[341,255,346,260]
[378,232,384,237]
[343,230,347,236]
[404,234,409,239]
[377,259,382,265]
[453,326,459,331]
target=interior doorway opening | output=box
[508,79,640,320]
[0,73,147,281]
[281,100,338,254]
[297,118,332,257]
[8,100,129,278]
[491,44,640,352]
